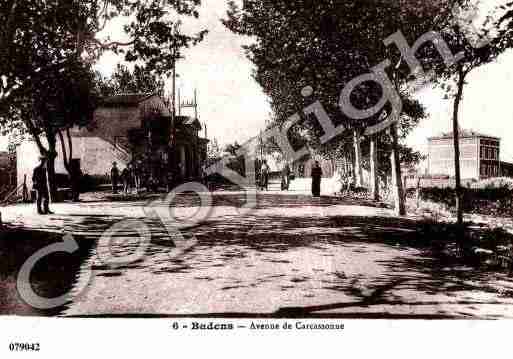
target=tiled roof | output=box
[429,129,500,141]
[101,93,156,106]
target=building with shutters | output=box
[427,130,501,180]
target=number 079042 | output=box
[9,343,41,352]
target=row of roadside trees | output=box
[223,0,513,225]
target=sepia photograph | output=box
[1,0,513,356]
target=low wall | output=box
[17,138,129,192]
[288,176,341,195]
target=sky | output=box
[94,0,271,149]
[407,49,513,162]
[4,0,513,162]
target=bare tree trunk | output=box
[390,124,406,216]
[58,130,71,174]
[353,129,363,187]
[67,127,73,164]
[370,134,380,201]
[23,116,47,155]
[453,67,466,228]
[45,131,58,202]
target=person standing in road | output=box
[121,164,132,195]
[311,161,323,198]
[111,162,120,194]
[261,160,270,191]
[281,162,291,191]
[32,156,53,215]
[133,161,142,194]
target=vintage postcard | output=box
[1,0,512,357]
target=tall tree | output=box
[0,0,207,199]
[1,1,207,102]
[433,1,513,228]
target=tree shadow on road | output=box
[4,192,513,318]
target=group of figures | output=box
[30,156,325,216]
[110,159,199,195]
[110,161,152,195]
[257,160,270,191]
[256,159,323,198]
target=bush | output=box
[419,185,513,216]
[475,177,513,190]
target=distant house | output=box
[17,93,208,191]
[428,130,503,180]
[0,151,16,191]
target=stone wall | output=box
[17,137,130,192]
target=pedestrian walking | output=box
[281,163,291,191]
[22,174,29,203]
[311,161,323,198]
[32,156,53,215]
[134,161,142,194]
[121,164,132,195]
[111,162,120,194]
[261,160,270,191]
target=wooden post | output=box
[370,135,380,201]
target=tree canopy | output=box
[222,0,457,155]
[95,64,166,97]
[0,0,208,198]
[1,1,207,102]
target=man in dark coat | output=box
[121,164,132,195]
[311,161,323,198]
[111,162,120,194]
[32,156,52,214]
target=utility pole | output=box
[172,53,177,128]
[170,43,179,185]
[194,89,198,120]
